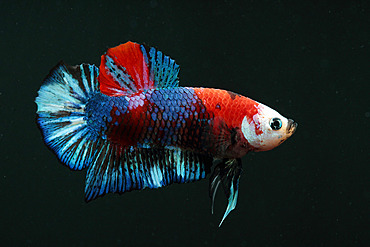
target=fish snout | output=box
[286,119,297,136]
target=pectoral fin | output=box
[209,158,242,227]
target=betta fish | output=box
[35,41,297,226]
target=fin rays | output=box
[85,146,213,202]
[36,63,99,170]
[98,42,180,96]
[209,158,242,227]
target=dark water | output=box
[1,1,369,246]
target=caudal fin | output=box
[35,62,99,170]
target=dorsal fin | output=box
[98,41,180,96]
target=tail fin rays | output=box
[36,63,99,170]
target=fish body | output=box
[87,87,257,159]
[36,42,297,226]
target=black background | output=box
[1,1,369,246]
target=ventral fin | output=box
[209,158,242,227]
[98,41,180,96]
[84,146,212,202]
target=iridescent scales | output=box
[144,87,212,149]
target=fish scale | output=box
[98,87,213,152]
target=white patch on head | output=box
[241,115,262,148]
[241,103,292,151]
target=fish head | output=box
[241,103,297,152]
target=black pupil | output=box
[271,118,282,130]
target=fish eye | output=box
[270,118,282,130]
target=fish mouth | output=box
[286,119,298,135]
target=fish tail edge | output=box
[35,62,99,170]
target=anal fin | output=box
[85,146,213,202]
[209,158,242,227]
